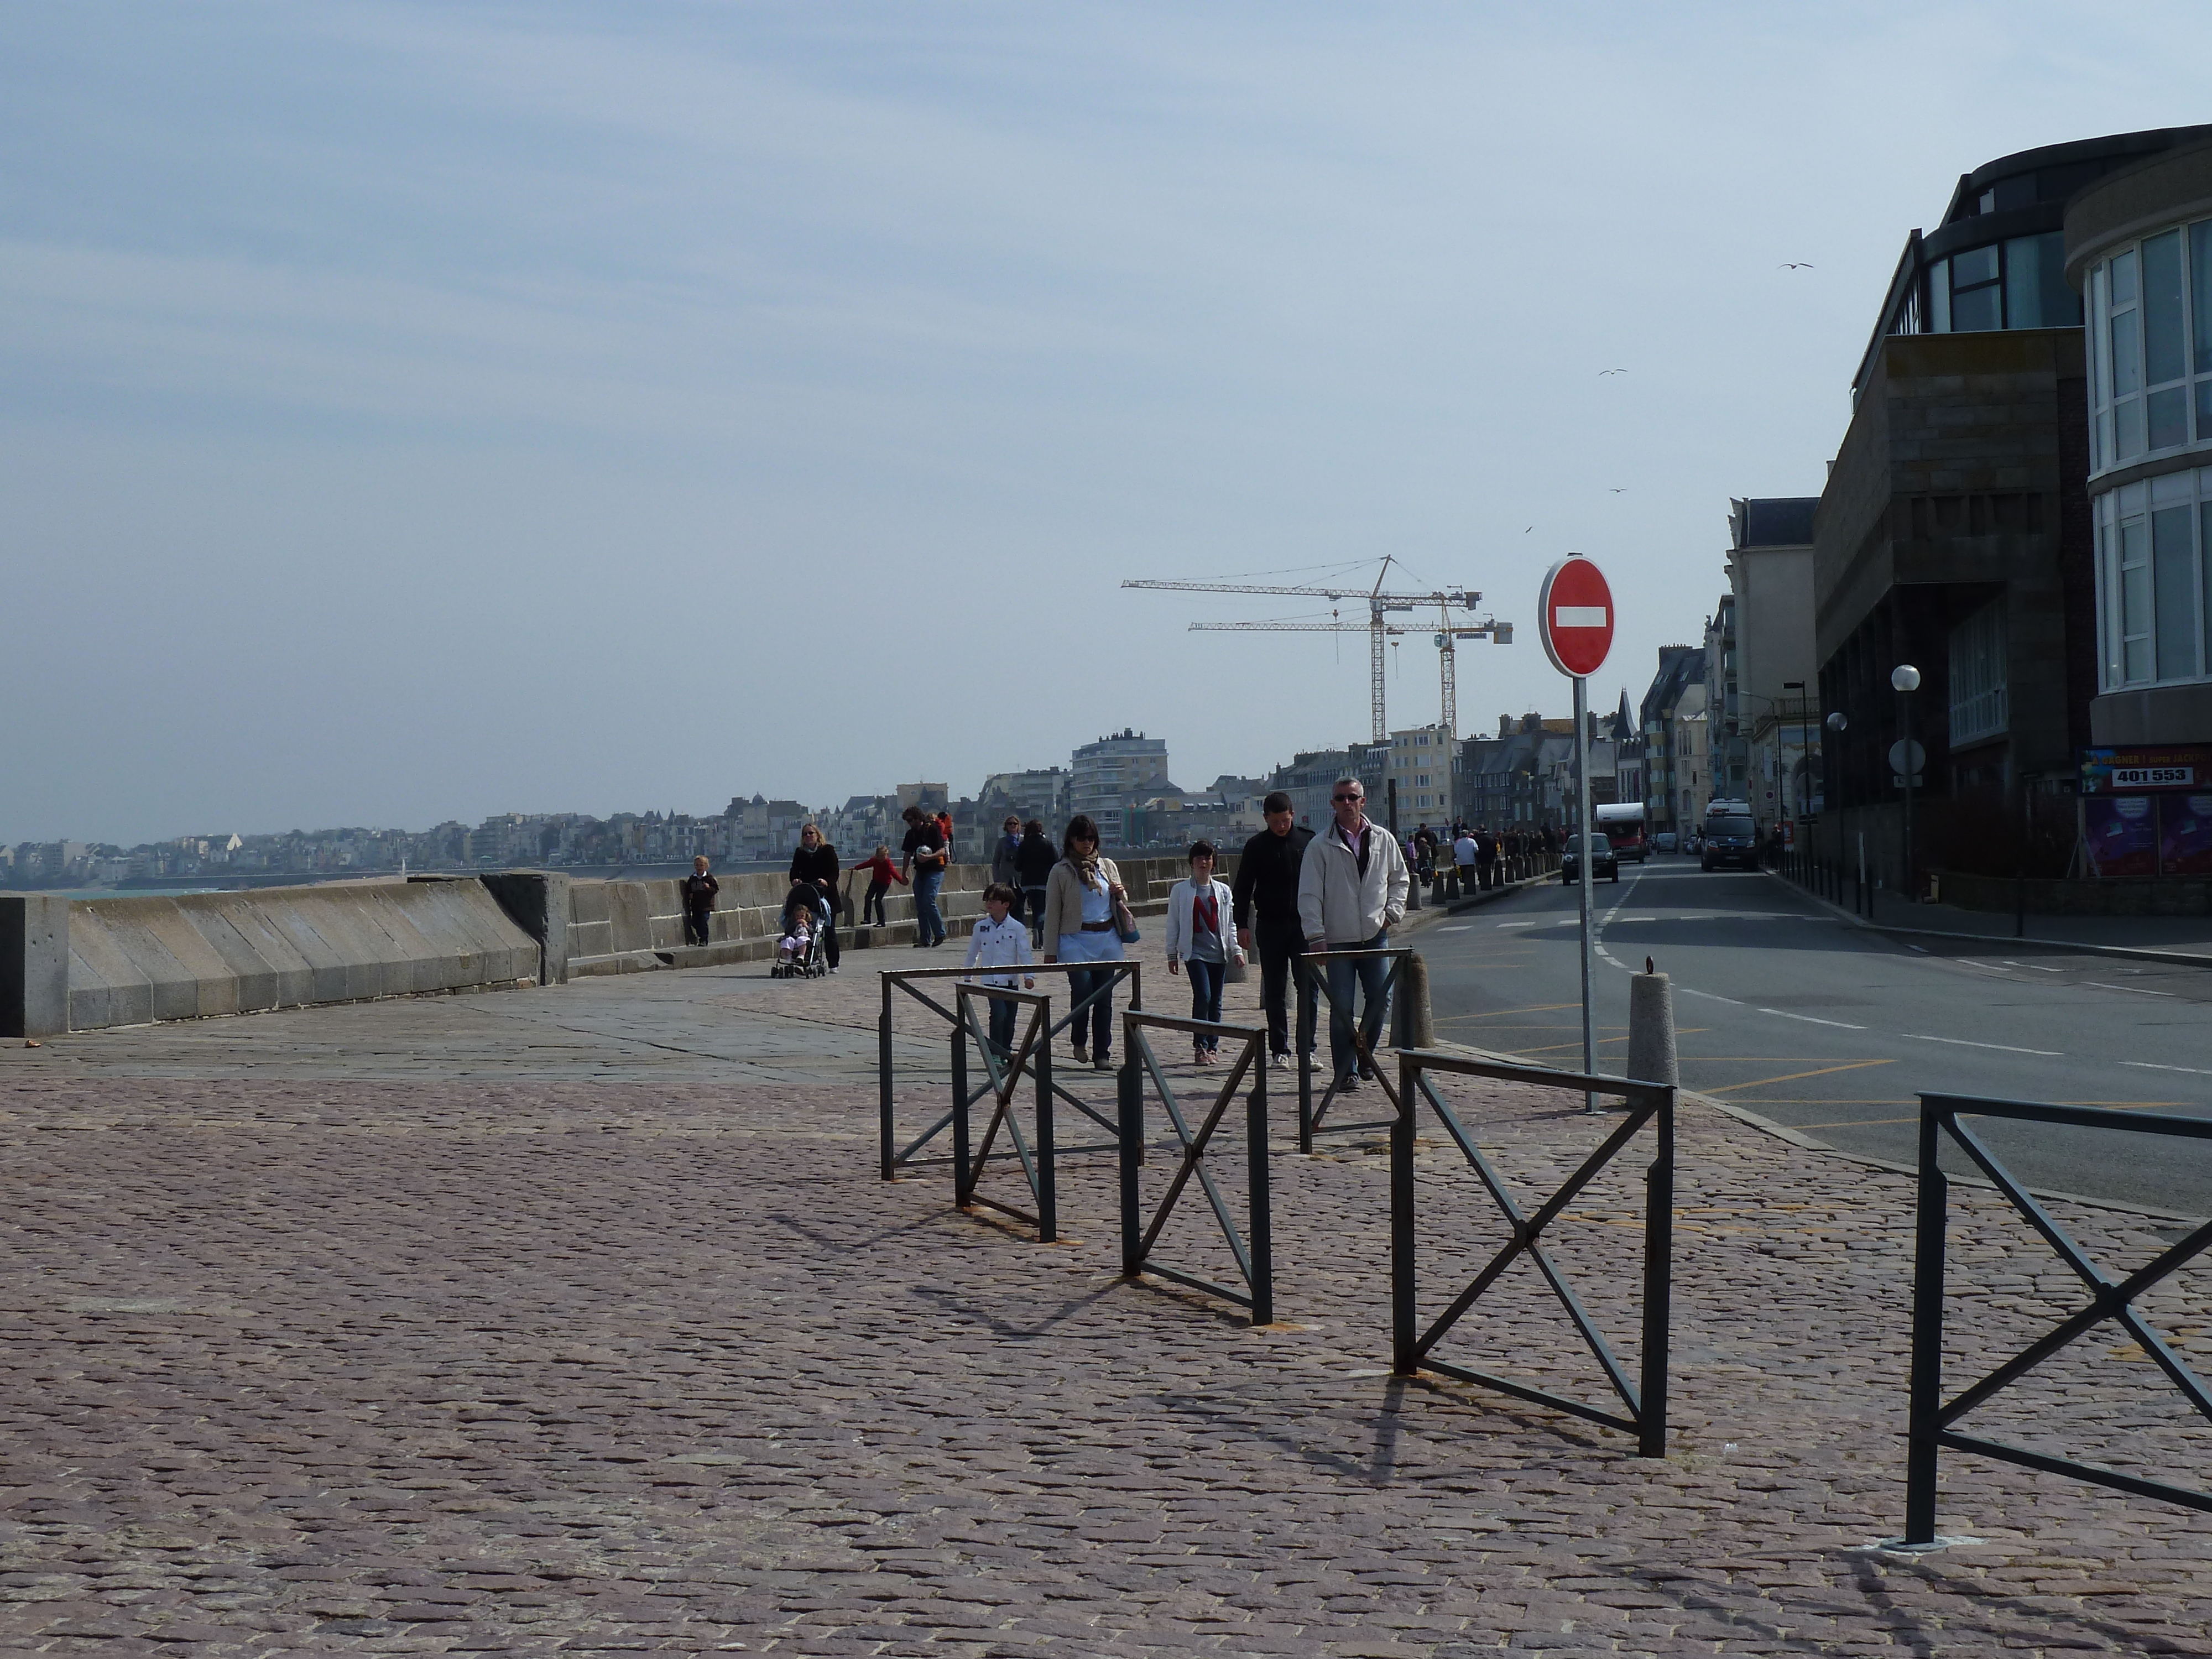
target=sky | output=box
[7,2,2212,845]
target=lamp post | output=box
[1892,664,1921,904]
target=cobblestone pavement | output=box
[6,945,2212,1655]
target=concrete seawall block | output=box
[480,872,572,984]
[1,894,69,1038]
[605,883,653,956]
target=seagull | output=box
[1780,262,1814,269]
[1598,368,1627,375]
[1610,488,1627,494]
[1525,526,1533,533]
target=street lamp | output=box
[1892,664,1921,904]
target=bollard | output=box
[1626,958,1678,1091]
[1390,951,1435,1050]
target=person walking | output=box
[900,806,950,948]
[789,822,842,972]
[1452,827,1479,895]
[1474,823,1498,890]
[990,814,1025,921]
[1039,814,1125,1071]
[1232,790,1315,1070]
[852,843,904,928]
[680,855,718,946]
[963,883,1035,1057]
[1013,818,1056,946]
[1165,840,1244,1066]
[1296,777,1410,1092]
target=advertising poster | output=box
[2160,794,2212,876]
[2084,794,2159,878]
[2080,745,2212,793]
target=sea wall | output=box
[1,854,1246,1034]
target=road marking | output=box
[2001,961,2064,973]
[1791,1115,1918,1130]
[1463,1002,1582,1017]
[1902,1034,2063,1056]
[1757,1009,1867,1030]
[1678,987,1743,1005]
[1495,921,1535,928]
[1437,925,1473,931]
[2086,981,2180,997]
[2122,1060,2212,1076]
[1703,1060,1895,1094]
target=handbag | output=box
[1113,896,1140,945]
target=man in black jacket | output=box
[1233,791,1316,1068]
[789,822,842,972]
[1013,819,1057,947]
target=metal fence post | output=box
[951,1018,971,1207]
[1037,1025,1058,1244]
[879,975,896,1180]
[1248,1040,1274,1326]
[1639,1089,1674,1458]
[1391,1053,1418,1373]
[1906,1098,1948,1544]
[1118,1022,1142,1276]
[1296,959,1316,1155]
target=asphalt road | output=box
[1419,855,2212,1218]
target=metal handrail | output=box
[877,959,1143,1177]
[1118,1011,1274,1323]
[1392,1049,1674,1457]
[1294,946,1412,1151]
[1906,1093,2212,1542]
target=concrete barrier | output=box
[0,878,542,1035]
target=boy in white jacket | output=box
[1164,842,1245,1066]
[964,884,1035,1056]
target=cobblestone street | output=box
[5,951,2212,1655]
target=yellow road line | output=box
[1702,1060,1895,1094]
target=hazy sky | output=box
[8,3,2211,844]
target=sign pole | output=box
[1574,675,1598,1109]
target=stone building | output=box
[1815,127,2212,884]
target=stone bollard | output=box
[1390,951,1435,1050]
[1626,958,1678,1089]
[1444,868,1461,901]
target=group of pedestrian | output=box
[675,785,1411,1090]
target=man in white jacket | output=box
[1295,778,1410,1091]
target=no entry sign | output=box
[1538,556,1615,679]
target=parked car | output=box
[1560,832,1620,884]
[1653,831,1678,853]
[1700,813,1759,871]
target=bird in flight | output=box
[1780,262,1814,270]
[1524,526,1533,533]
[1598,368,1627,376]
[1610,488,1627,494]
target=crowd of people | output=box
[674,793,1557,1089]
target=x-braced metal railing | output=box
[1118,1011,1274,1324]
[1294,946,1412,1152]
[951,983,1128,1241]
[877,961,1142,1177]
[1906,1094,2212,1543]
[1392,1050,1674,1457]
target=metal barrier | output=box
[877,961,1141,1177]
[950,983,1116,1242]
[1906,1094,2212,1542]
[1294,946,1412,1152]
[1392,1050,1674,1456]
[1118,1011,1274,1324]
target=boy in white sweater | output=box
[964,883,1036,1055]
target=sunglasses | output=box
[1332,793,1363,802]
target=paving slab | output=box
[2,932,2210,1653]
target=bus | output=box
[1593,802,1647,863]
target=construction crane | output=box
[1124,558,1481,743]
[1190,606,1509,740]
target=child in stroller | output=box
[770,882,831,979]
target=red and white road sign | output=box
[1538,555,1615,679]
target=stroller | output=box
[769,883,832,980]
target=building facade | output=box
[1725,498,1821,824]
[1636,646,1706,837]
[1069,729,1170,847]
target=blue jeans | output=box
[1065,967,1115,1057]
[1185,958,1224,1050]
[987,993,1017,1056]
[1324,931,1391,1083]
[912,869,946,945]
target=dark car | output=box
[1700,813,1759,871]
[1560,832,1620,884]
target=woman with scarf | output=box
[1038,814,1126,1071]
